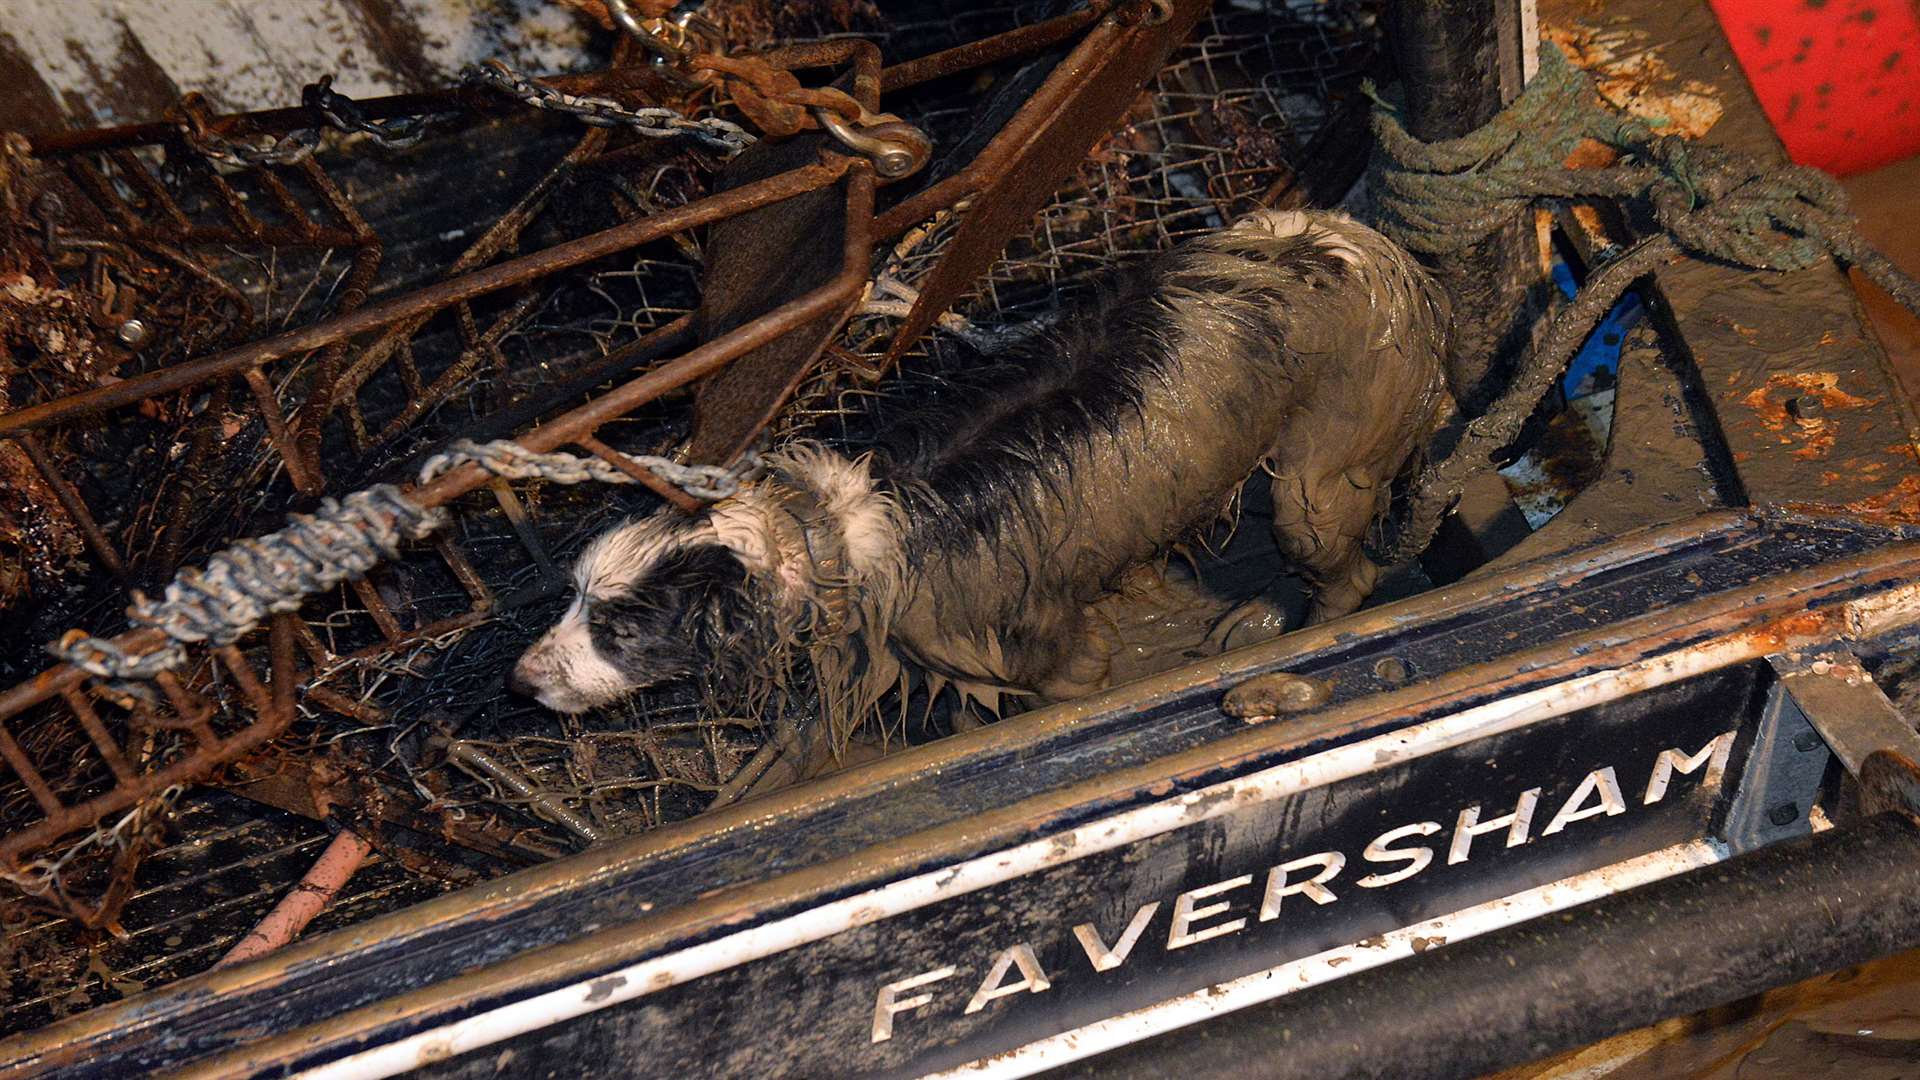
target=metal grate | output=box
[0,0,1380,988]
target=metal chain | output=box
[177,123,318,169]
[303,75,450,150]
[177,76,454,168]
[460,59,755,155]
[419,438,762,501]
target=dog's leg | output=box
[1268,465,1387,625]
[1021,603,1118,702]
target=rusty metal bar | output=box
[433,536,496,611]
[107,148,193,233]
[870,4,1144,241]
[153,671,217,742]
[337,610,493,663]
[240,366,323,496]
[415,165,877,506]
[575,434,703,513]
[65,155,144,232]
[189,134,271,241]
[13,433,130,581]
[216,646,276,715]
[350,576,408,643]
[879,0,1116,92]
[270,615,298,721]
[0,726,62,817]
[0,694,295,866]
[304,685,388,726]
[487,479,562,580]
[59,688,136,783]
[252,168,321,243]
[881,0,1208,358]
[0,158,851,438]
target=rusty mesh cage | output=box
[0,0,1381,1009]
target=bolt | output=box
[1373,656,1411,684]
[116,318,152,348]
[1788,394,1825,420]
[873,146,918,179]
[1768,801,1799,827]
[1793,730,1822,752]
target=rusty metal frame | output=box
[0,0,1189,920]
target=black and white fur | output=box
[511,210,1451,730]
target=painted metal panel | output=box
[4,508,1919,1078]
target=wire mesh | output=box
[0,0,1380,948]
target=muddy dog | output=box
[510,210,1450,728]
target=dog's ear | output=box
[588,543,750,685]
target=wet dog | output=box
[510,210,1450,728]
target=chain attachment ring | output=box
[814,108,932,180]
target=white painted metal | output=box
[0,0,594,125]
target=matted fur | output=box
[512,210,1450,744]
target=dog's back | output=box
[868,210,1450,698]
[510,211,1449,727]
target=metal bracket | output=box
[1716,675,1830,852]
[1769,643,1920,818]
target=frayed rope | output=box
[1366,44,1920,564]
[49,440,759,681]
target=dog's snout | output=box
[506,659,538,699]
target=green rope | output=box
[1368,45,1920,564]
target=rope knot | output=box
[1365,39,1920,565]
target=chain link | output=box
[304,75,451,150]
[175,76,457,168]
[460,59,755,155]
[176,122,318,168]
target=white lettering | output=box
[1357,822,1442,888]
[1072,902,1161,972]
[872,966,957,1043]
[1449,788,1541,864]
[963,944,1051,1014]
[1258,852,1345,920]
[1168,875,1252,949]
[1644,731,1737,805]
[1543,766,1628,835]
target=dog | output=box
[509,210,1450,730]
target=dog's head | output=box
[509,516,758,714]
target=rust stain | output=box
[1786,474,1920,526]
[1732,610,1835,654]
[1544,23,1725,138]
[1738,371,1877,461]
[1567,202,1610,242]
[1563,138,1620,169]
